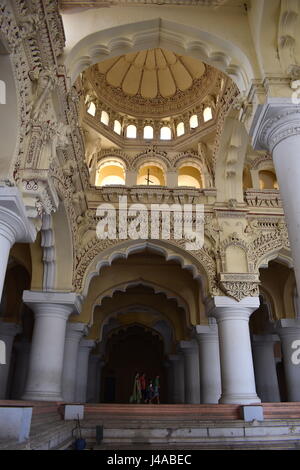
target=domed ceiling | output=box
[87,48,222,117]
[98,49,206,99]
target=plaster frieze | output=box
[244,189,282,209]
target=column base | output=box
[219,393,261,405]
[22,391,63,402]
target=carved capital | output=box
[219,273,260,302]
[18,169,59,219]
[251,102,300,152]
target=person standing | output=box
[140,372,147,403]
[153,375,160,404]
[130,372,142,404]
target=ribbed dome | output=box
[97,48,206,99]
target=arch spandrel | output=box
[75,239,213,302]
[63,15,256,92]
[75,250,204,326]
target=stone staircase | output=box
[1,402,300,450]
[79,404,300,450]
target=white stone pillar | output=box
[62,322,88,402]
[276,319,300,402]
[11,340,31,399]
[75,339,96,403]
[251,104,300,294]
[168,354,185,404]
[179,340,200,404]
[195,323,221,404]
[252,334,281,403]
[0,187,36,301]
[87,355,104,403]
[163,360,172,403]
[208,296,261,405]
[0,321,21,399]
[22,291,82,401]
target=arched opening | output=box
[189,114,198,129]
[203,106,213,123]
[178,166,202,188]
[101,324,166,404]
[96,160,126,186]
[143,125,154,140]
[126,124,137,139]
[259,170,279,190]
[87,101,96,116]
[113,120,122,135]
[137,165,166,186]
[176,122,185,137]
[160,126,172,140]
[100,110,110,126]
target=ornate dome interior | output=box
[97,48,206,99]
[84,48,223,118]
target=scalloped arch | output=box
[65,18,254,92]
[98,303,176,351]
[91,279,190,325]
[81,240,210,300]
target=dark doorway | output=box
[101,325,167,403]
[104,375,116,403]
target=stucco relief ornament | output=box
[29,67,58,120]
[18,13,44,39]
[219,273,260,302]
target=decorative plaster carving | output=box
[219,273,260,302]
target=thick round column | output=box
[0,187,36,302]
[62,322,88,402]
[87,355,104,403]
[276,319,300,402]
[0,233,13,302]
[179,340,200,404]
[195,324,221,404]
[75,339,96,403]
[22,291,81,401]
[0,322,21,399]
[208,296,261,405]
[252,105,300,293]
[273,134,300,291]
[163,360,172,403]
[168,354,185,404]
[252,335,281,403]
[10,340,31,399]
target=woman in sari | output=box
[130,372,142,404]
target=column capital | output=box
[168,354,181,362]
[66,322,89,338]
[252,334,280,345]
[23,291,83,319]
[206,296,260,321]
[79,339,96,350]
[194,324,218,343]
[0,186,37,244]
[250,100,300,152]
[275,318,300,337]
[178,340,198,354]
[0,321,21,337]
